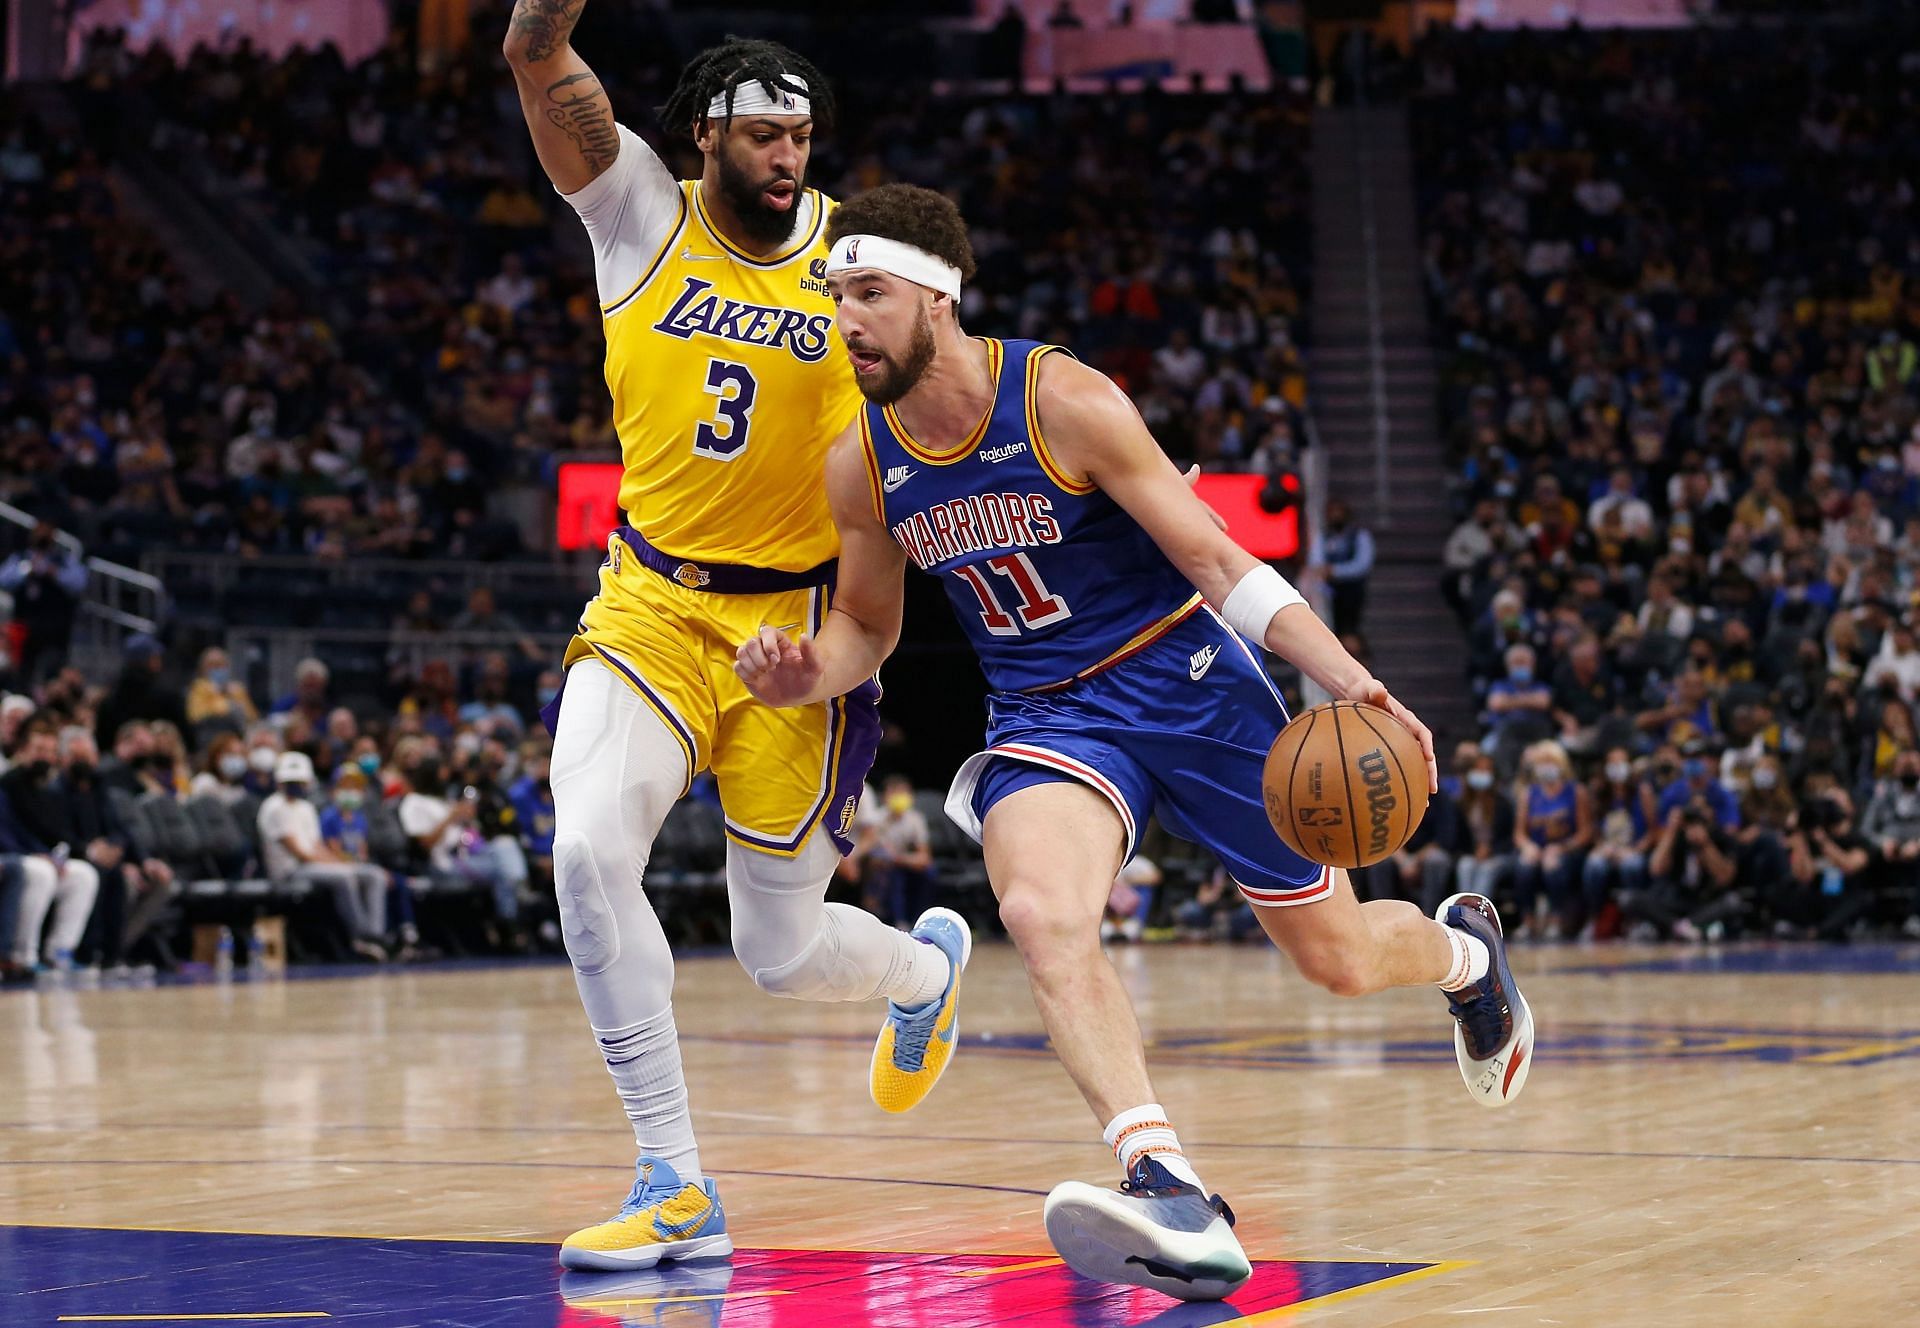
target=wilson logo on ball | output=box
[1358,748,1397,858]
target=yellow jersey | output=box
[597,179,859,572]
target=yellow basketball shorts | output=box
[551,529,880,857]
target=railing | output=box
[143,551,598,602]
[223,627,574,701]
[1,500,167,675]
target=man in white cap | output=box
[504,15,962,1271]
[256,751,387,962]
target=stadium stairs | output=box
[1309,103,1472,744]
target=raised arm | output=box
[1036,353,1437,789]
[503,0,620,193]
[735,426,909,707]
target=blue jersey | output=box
[859,338,1199,693]
[1522,781,1577,847]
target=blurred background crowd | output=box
[4,1,1920,979]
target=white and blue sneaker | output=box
[558,1156,733,1271]
[1435,892,1535,1107]
[1043,1156,1253,1302]
[869,907,972,1113]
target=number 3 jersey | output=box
[565,124,860,572]
[858,338,1201,693]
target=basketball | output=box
[1263,701,1428,870]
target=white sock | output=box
[1438,928,1491,992]
[889,933,954,1011]
[595,1005,702,1184]
[1103,1103,1203,1190]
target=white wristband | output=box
[1221,564,1307,644]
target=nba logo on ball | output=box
[1263,701,1428,869]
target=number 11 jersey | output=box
[858,338,1200,693]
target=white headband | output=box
[707,75,810,121]
[825,233,963,302]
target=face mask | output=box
[447,467,470,482]
[1467,770,1495,791]
[1684,759,1708,780]
[1533,764,1561,783]
[335,790,365,810]
[1752,768,1778,790]
[1606,761,1631,782]
[357,753,382,777]
[23,759,53,781]
[249,747,278,773]
[67,761,96,781]
[1510,667,1533,684]
[886,793,913,814]
[219,753,249,780]
[208,667,231,687]
[537,686,560,709]
[1902,774,1920,790]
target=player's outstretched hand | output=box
[1347,677,1438,793]
[735,624,825,707]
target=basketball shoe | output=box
[559,1262,737,1328]
[1043,1155,1252,1302]
[558,1156,733,1271]
[1435,892,1535,1107]
[869,906,971,1113]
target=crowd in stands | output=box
[2,8,1313,581]
[1404,21,1920,942]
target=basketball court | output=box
[3,941,1916,1325]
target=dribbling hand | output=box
[735,624,825,707]
[1346,677,1438,793]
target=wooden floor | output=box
[2,940,1918,1325]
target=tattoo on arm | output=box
[509,0,586,64]
[544,71,619,175]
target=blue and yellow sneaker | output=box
[1435,892,1535,1107]
[559,1262,737,1327]
[869,906,972,1113]
[1043,1156,1253,1302]
[558,1156,733,1271]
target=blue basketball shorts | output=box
[944,606,1336,907]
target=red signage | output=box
[556,463,1299,559]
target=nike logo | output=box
[882,465,916,494]
[1189,645,1221,681]
[680,248,724,262]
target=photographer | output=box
[394,746,526,950]
[0,522,87,685]
[1780,791,1874,941]
[1621,798,1743,942]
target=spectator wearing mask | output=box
[256,752,388,962]
[1782,792,1875,941]
[185,647,258,744]
[1864,623,1920,704]
[98,721,155,797]
[1483,643,1555,774]
[57,727,175,970]
[0,722,102,970]
[319,767,420,959]
[189,733,252,804]
[241,727,284,797]
[1310,499,1376,636]
[1552,635,1621,757]
[394,752,526,947]
[1452,753,1517,905]
[0,522,87,684]
[1860,750,1920,937]
[1582,747,1656,938]
[1512,741,1592,939]
[869,775,935,929]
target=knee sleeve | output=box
[550,659,685,1015]
[728,835,892,1002]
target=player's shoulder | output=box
[1031,347,1134,430]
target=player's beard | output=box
[715,138,803,248]
[854,303,937,406]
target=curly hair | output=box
[824,184,978,285]
[655,36,834,137]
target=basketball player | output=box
[505,18,968,1272]
[735,186,1536,1301]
